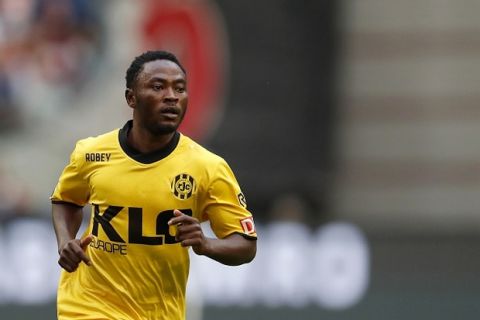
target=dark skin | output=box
[53,204,92,272]
[125,59,188,152]
[53,59,256,272]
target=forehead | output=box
[139,59,186,81]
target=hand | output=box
[168,209,209,255]
[57,234,93,272]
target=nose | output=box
[164,87,179,102]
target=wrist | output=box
[57,237,74,254]
[194,237,213,256]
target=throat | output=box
[127,128,176,154]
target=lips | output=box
[160,106,181,119]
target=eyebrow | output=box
[149,76,186,84]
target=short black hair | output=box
[125,50,186,89]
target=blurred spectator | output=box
[0,68,20,131]
[28,0,101,86]
[0,0,32,132]
[0,0,103,129]
[0,164,30,220]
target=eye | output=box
[153,84,163,91]
[175,86,186,93]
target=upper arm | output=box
[50,141,90,206]
[51,202,85,241]
[201,159,257,240]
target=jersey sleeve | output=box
[50,141,90,207]
[200,159,257,239]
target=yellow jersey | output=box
[51,120,257,320]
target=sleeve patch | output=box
[240,217,256,234]
[237,192,247,208]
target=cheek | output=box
[181,97,189,110]
[137,94,161,109]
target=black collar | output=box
[118,120,180,164]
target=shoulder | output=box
[69,128,119,167]
[74,128,119,152]
[177,135,240,184]
[178,134,226,166]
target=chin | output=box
[149,123,178,135]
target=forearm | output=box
[170,210,257,266]
[200,233,256,266]
[52,203,84,250]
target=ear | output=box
[125,88,135,109]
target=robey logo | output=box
[90,204,193,255]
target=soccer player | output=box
[50,50,257,320]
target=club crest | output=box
[171,173,196,200]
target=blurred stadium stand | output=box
[1,0,480,319]
[333,0,480,236]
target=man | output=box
[51,50,257,320]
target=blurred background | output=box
[0,0,480,319]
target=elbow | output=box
[245,243,257,263]
[223,239,257,266]
[239,240,257,265]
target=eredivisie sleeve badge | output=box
[171,173,196,200]
[237,192,247,208]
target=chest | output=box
[83,158,205,246]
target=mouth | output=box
[160,106,181,119]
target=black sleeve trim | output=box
[234,231,258,240]
[51,200,84,208]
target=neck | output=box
[127,123,175,154]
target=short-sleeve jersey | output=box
[50,120,257,320]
